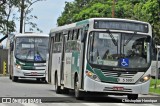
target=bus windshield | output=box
[88,32,151,68]
[15,37,48,62]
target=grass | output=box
[149,78,160,94]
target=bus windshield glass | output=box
[88,32,151,68]
[15,37,48,62]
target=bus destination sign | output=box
[94,20,148,33]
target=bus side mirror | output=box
[81,31,87,42]
[146,36,151,42]
[153,36,160,45]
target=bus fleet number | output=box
[122,78,134,83]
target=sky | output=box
[2,0,74,47]
[17,0,74,34]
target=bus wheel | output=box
[12,76,18,82]
[63,88,69,94]
[36,78,41,81]
[41,77,47,83]
[127,94,138,100]
[74,76,83,100]
[55,76,62,94]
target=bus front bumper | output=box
[13,68,46,78]
[84,76,150,95]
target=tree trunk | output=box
[19,0,25,33]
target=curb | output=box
[149,92,160,96]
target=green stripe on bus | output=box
[94,68,118,83]
[71,51,80,72]
[16,59,34,66]
[71,51,80,88]
[76,19,89,26]
[86,63,94,73]
[21,66,35,70]
[86,63,118,83]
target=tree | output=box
[57,0,160,39]
[19,0,45,33]
[0,0,20,43]
[133,0,160,38]
[0,0,45,43]
[0,0,6,6]
[57,0,112,26]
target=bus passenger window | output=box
[76,29,79,40]
[78,29,82,41]
[68,30,73,40]
[73,29,78,40]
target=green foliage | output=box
[0,0,21,35]
[133,0,160,38]
[73,3,111,21]
[150,78,160,94]
[57,0,160,38]
[0,0,44,36]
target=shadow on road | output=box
[46,90,123,103]
[13,78,48,84]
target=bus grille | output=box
[22,65,46,70]
[24,74,44,76]
[101,71,137,78]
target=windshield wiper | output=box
[123,31,137,46]
[106,29,118,46]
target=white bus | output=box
[8,33,49,82]
[48,18,152,100]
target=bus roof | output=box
[14,33,49,38]
[50,18,150,33]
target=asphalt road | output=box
[0,76,160,105]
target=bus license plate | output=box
[31,72,37,75]
[113,86,124,91]
[118,78,134,83]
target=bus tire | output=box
[55,76,62,94]
[36,78,41,81]
[41,77,46,82]
[127,94,138,100]
[63,88,69,94]
[74,76,83,100]
[12,76,18,82]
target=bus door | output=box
[47,37,54,83]
[63,33,72,88]
[79,28,87,89]
[60,34,67,85]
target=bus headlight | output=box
[86,70,100,82]
[16,64,21,69]
[139,74,151,83]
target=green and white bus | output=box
[48,18,152,100]
[8,33,49,82]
